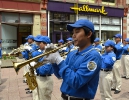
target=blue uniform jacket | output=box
[115,42,123,60]
[0,48,1,58]
[32,50,53,75]
[94,44,102,51]
[122,44,129,55]
[21,43,37,60]
[101,51,116,69]
[53,45,101,99]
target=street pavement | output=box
[0,67,129,100]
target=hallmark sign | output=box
[70,4,108,15]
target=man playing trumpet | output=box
[21,35,37,94]
[30,35,54,100]
[45,19,102,100]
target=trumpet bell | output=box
[13,61,28,74]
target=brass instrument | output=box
[15,42,73,90]
[24,67,38,90]
[8,45,25,56]
[31,52,69,69]
[13,41,73,74]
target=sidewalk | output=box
[0,67,129,100]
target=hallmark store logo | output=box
[70,4,108,15]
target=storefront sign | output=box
[48,1,124,17]
[70,4,108,15]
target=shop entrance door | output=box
[52,31,71,43]
[17,26,32,47]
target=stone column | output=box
[33,14,41,36]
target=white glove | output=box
[95,48,101,52]
[24,45,32,51]
[45,43,57,52]
[44,43,63,64]
[30,62,37,67]
[45,52,63,65]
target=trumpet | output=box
[8,44,25,56]
[13,41,73,74]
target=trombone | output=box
[13,41,73,74]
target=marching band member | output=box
[45,19,102,100]
[58,39,64,53]
[61,37,78,59]
[121,38,129,79]
[24,35,42,99]
[21,35,37,94]
[99,40,116,100]
[0,40,2,85]
[94,38,102,53]
[58,39,64,47]
[62,37,74,52]
[32,36,53,100]
[111,33,123,94]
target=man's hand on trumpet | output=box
[44,43,63,65]
[24,45,32,51]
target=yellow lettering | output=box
[70,4,108,15]
[101,6,108,15]
[85,5,89,12]
[94,9,97,12]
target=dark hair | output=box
[82,27,96,44]
[109,45,117,54]
[42,41,47,44]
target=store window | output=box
[20,14,33,24]
[50,12,76,43]
[78,14,121,43]
[79,14,100,37]
[102,0,115,3]
[101,16,121,42]
[79,0,95,3]
[1,12,33,24]
[102,0,115,5]
[2,12,19,23]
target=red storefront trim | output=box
[0,1,40,13]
